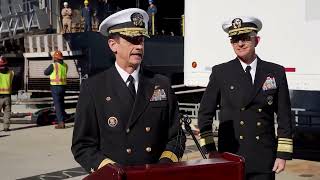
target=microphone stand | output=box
[181,114,207,159]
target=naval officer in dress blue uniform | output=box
[71,8,186,173]
[198,16,293,180]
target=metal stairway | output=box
[0,0,49,43]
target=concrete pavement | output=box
[1,117,320,179]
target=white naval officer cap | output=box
[222,16,262,37]
[63,2,68,6]
[99,8,149,37]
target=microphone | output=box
[181,114,207,159]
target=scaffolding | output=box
[0,0,49,43]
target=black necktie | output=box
[127,75,136,99]
[245,65,253,85]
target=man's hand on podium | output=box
[208,151,222,158]
[98,158,116,170]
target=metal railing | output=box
[0,0,49,42]
[177,103,320,128]
[178,103,220,121]
[149,15,184,36]
[292,110,320,127]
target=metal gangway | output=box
[0,0,49,43]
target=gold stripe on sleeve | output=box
[160,151,179,162]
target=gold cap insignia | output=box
[131,12,144,27]
[232,18,243,29]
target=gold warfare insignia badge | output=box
[131,12,144,27]
[267,95,273,105]
[232,18,243,29]
[107,116,118,127]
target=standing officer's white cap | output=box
[63,2,68,6]
[99,8,149,37]
[222,16,262,37]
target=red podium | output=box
[84,153,244,180]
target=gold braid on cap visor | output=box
[109,27,150,37]
[228,27,258,36]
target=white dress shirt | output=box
[239,57,257,84]
[115,62,139,93]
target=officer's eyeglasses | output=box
[230,36,254,44]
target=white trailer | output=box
[183,0,320,160]
[184,0,320,91]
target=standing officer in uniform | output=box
[198,16,293,180]
[0,56,14,132]
[71,8,186,173]
[61,2,72,33]
[44,50,68,129]
[81,0,92,32]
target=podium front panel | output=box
[85,153,244,180]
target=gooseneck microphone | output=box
[181,114,207,159]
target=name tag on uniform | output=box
[262,76,277,91]
[150,88,167,101]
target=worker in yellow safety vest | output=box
[44,50,68,129]
[0,56,14,132]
